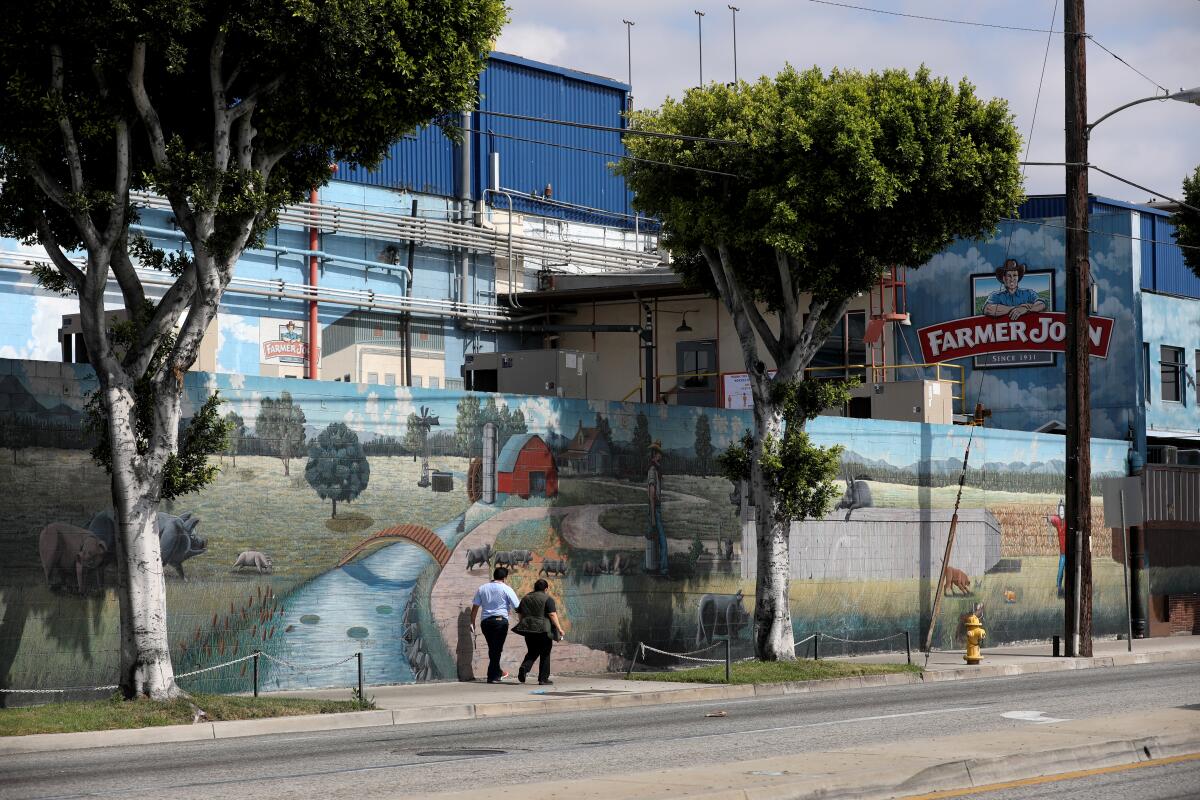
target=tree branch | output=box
[233,112,256,172]
[102,120,133,247]
[109,242,146,313]
[779,294,852,381]
[128,42,168,169]
[127,260,197,377]
[716,242,781,363]
[49,45,86,196]
[33,212,86,291]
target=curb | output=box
[3,646,1198,756]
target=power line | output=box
[470,110,740,145]
[804,0,1064,33]
[1086,35,1168,94]
[482,129,742,178]
[1001,216,1199,253]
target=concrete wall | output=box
[0,357,1140,698]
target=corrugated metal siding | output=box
[476,57,633,225]
[1143,465,1200,524]
[1143,215,1198,298]
[1016,196,1129,219]
[336,125,459,197]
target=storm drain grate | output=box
[416,749,506,757]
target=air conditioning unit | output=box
[1147,445,1179,465]
[1177,449,1200,466]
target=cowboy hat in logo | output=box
[261,319,309,364]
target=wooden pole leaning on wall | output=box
[923,420,979,653]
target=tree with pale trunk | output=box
[0,0,505,699]
[619,65,1023,660]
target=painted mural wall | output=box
[902,211,1143,444]
[0,358,1135,698]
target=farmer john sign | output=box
[260,319,308,364]
[917,259,1114,366]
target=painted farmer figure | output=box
[983,259,1046,320]
[1047,498,1067,598]
[645,441,668,576]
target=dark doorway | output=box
[529,471,547,496]
[675,340,718,407]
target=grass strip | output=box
[0,693,371,737]
[627,659,921,685]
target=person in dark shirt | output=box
[512,578,565,685]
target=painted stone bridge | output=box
[337,523,451,568]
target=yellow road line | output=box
[900,751,1200,799]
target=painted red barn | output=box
[496,433,558,498]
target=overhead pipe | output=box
[131,192,660,274]
[0,252,507,322]
[308,187,319,379]
[129,224,411,279]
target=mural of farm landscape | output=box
[0,357,1136,696]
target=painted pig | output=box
[87,510,207,579]
[39,523,108,594]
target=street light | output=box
[727,5,740,84]
[694,10,705,87]
[622,19,635,107]
[1086,86,1200,138]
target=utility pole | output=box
[694,10,705,86]
[727,5,740,84]
[1063,0,1093,657]
[622,19,635,108]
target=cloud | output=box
[219,314,260,345]
[0,294,76,361]
[496,24,569,65]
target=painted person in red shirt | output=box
[1047,498,1067,598]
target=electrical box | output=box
[461,349,596,399]
[824,379,955,425]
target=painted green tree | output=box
[619,66,1023,659]
[694,412,713,474]
[0,0,504,698]
[404,412,427,462]
[1174,165,1200,273]
[222,411,245,467]
[630,412,652,478]
[255,393,307,476]
[455,395,483,456]
[305,423,371,519]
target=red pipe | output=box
[307,187,319,379]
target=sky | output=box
[496,0,1200,203]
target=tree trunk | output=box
[106,385,182,700]
[332,498,338,518]
[750,395,796,661]
[282,456,290,476]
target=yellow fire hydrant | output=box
[964,614,986,665]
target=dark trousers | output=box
[520,633,553,683]
[480,616,509,682]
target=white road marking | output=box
[673,704,996,741]
[1001,710,1070,724]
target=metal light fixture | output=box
[676,312,694,333]
[1086,85,1200,138]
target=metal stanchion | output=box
[252,651,260,698]
[356,651,364,700]
[813,632,820,661]
[625,643,641,678]
[724,639,731,684]
[905,631,912,665]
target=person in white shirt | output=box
[470,566,521,683]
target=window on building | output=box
[1144,343,1151,403]
[367,372,379,384]
[428,377,440,389]
[810,311,867,382]
[61,333,73,363]
[1161,345,1185,403]
[444,378,464,390]
[412,376,423,388]
[385,373,396,386]
[344,373,352,383]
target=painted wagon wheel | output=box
[467,457,483,503]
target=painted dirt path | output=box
[558,503,695,553]
[429,505,616,679]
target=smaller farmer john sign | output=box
[261,320,308,364]
[917,258,1114,366]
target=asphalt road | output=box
[3,662,1199,800]
[938,756,1200,799]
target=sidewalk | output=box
[424,705,1200,800]
[3,635,1198,756]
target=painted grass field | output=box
[1,449,470,692]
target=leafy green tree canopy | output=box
[305,422,371,518]
[255,392,307,475]
[619,65,1024,375]
[1173,165,1200,274]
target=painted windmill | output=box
[413,405,440,487]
